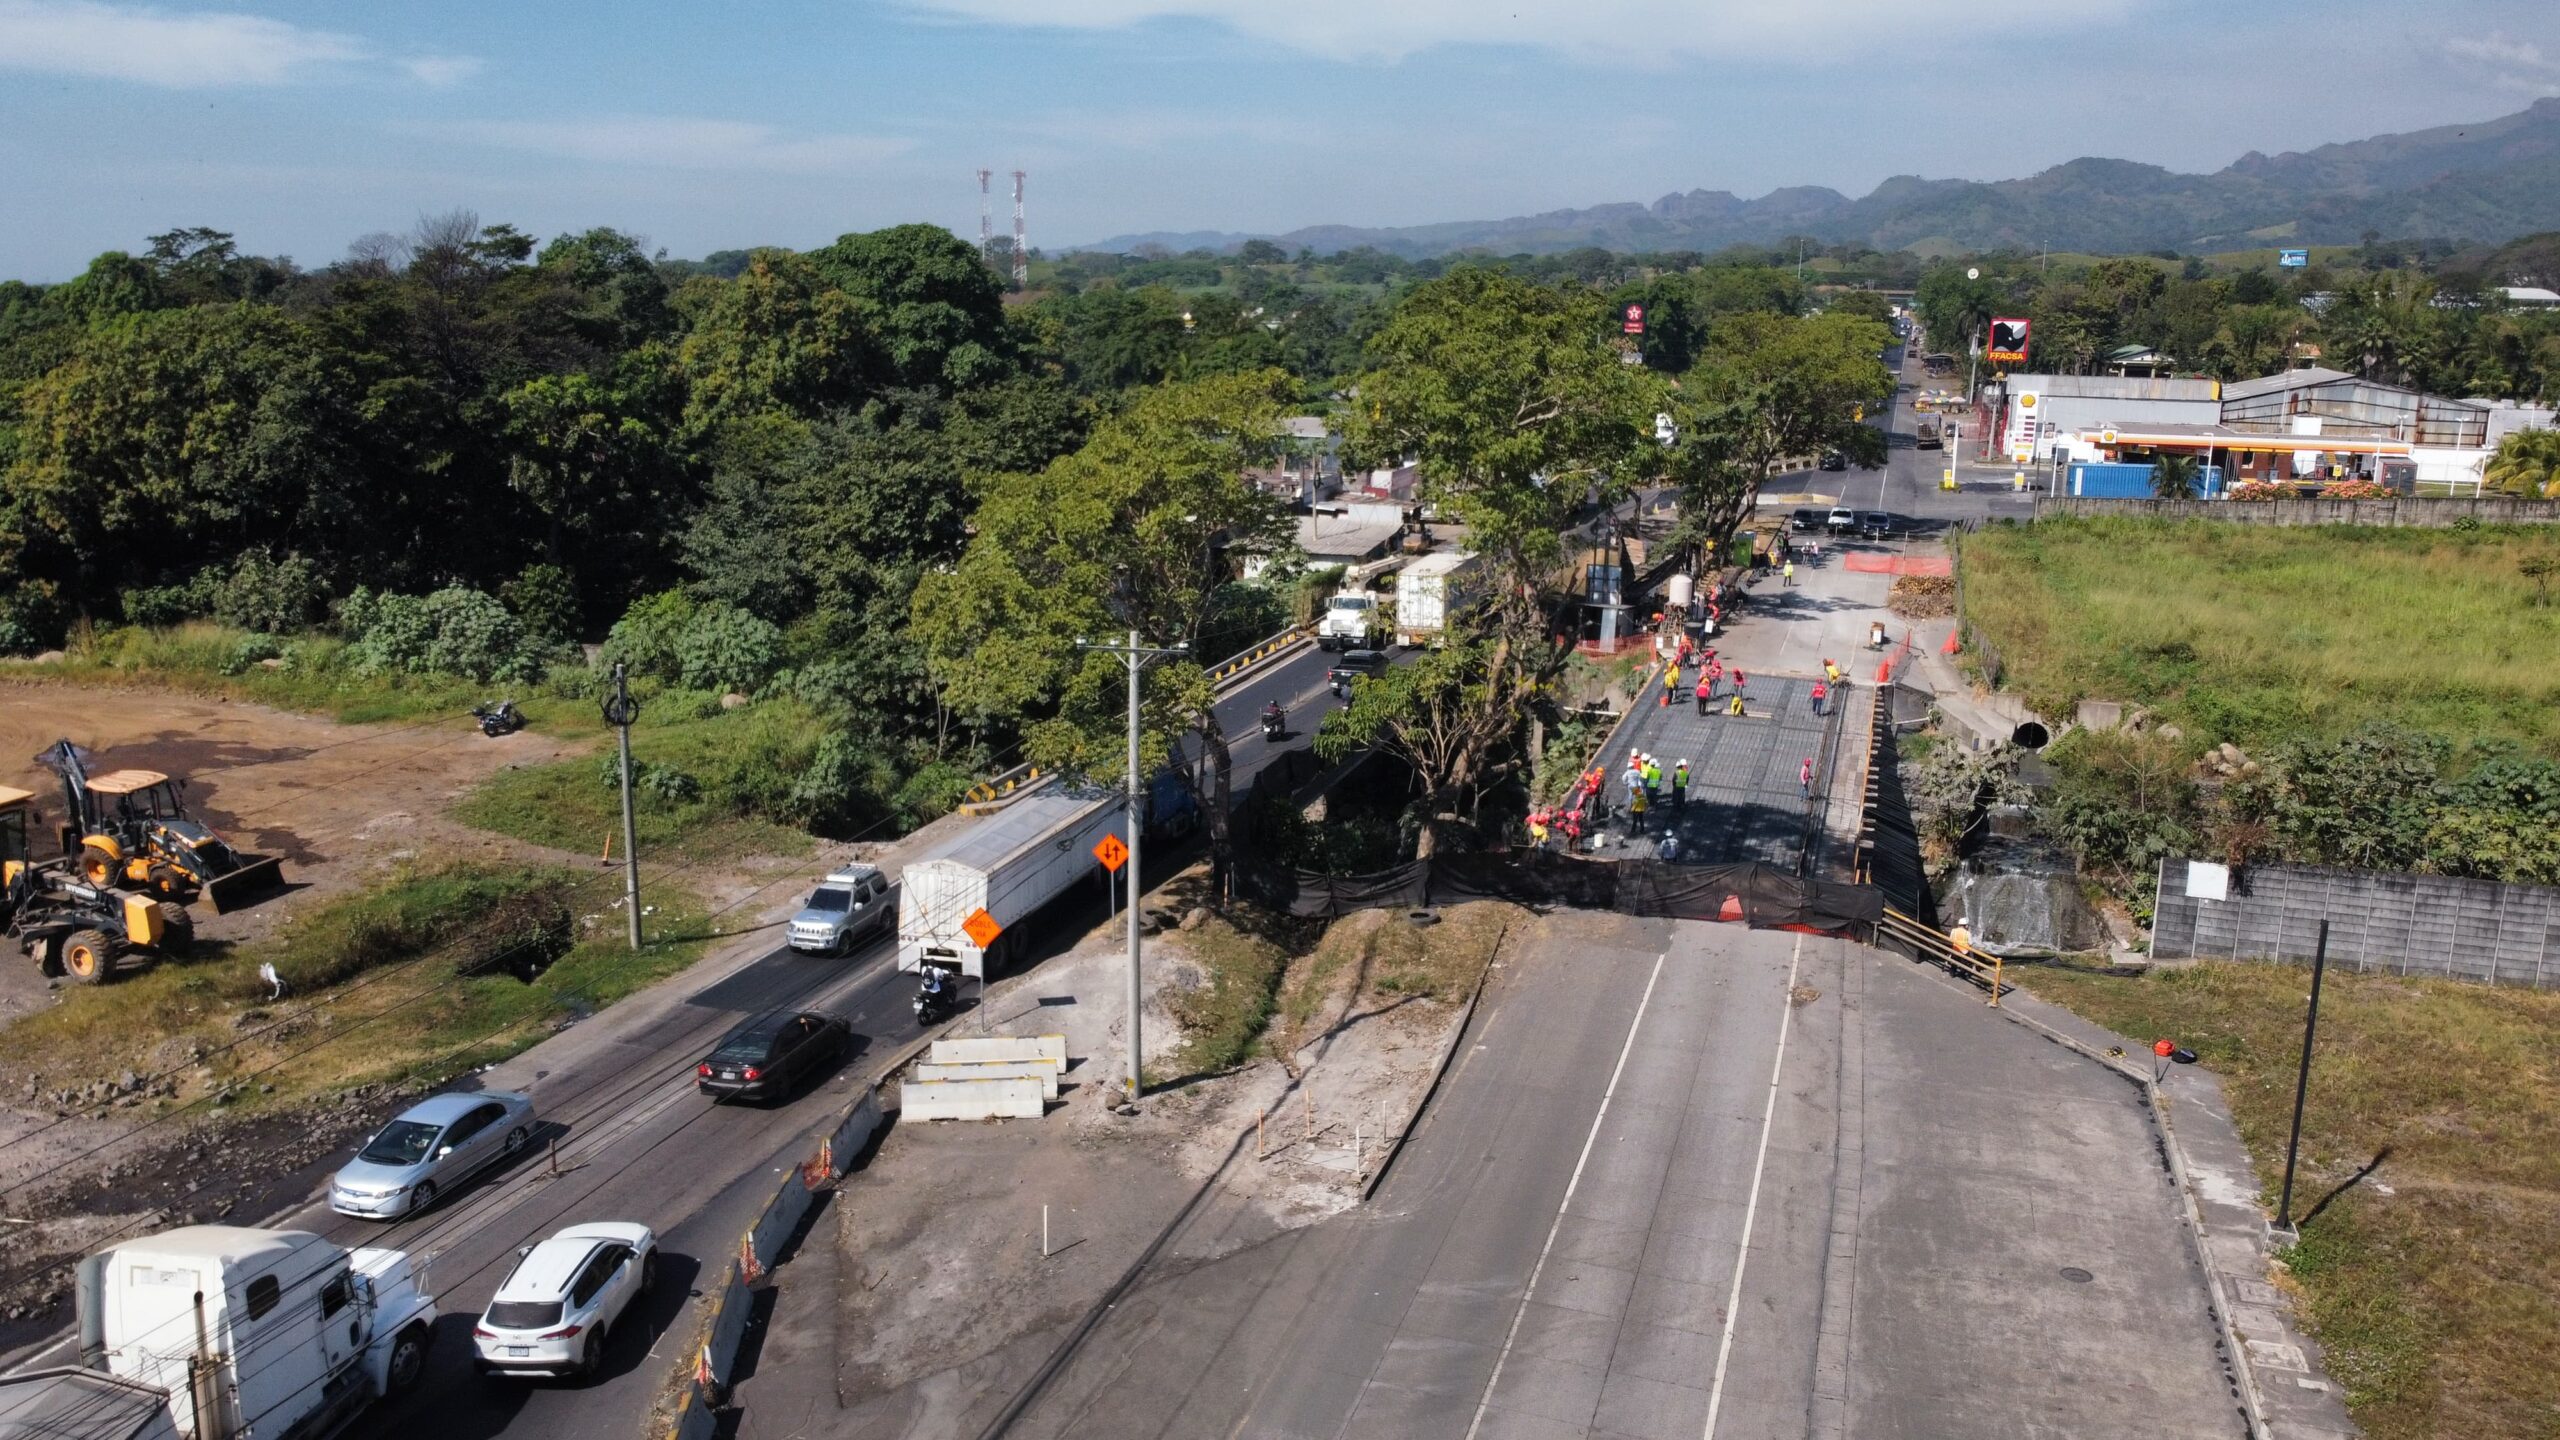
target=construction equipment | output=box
[0,785,185,983]
[35,739,286,913]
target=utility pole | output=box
[603,662,643,950]
[2275,921,2331,1230]
[1076,629,1187,1108]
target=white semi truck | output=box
[898,774,1196,980]
[1314,591,1382,651]
[0,1225,437,1440]
[1392,551,1481,647]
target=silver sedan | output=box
[329,1090,536,1219]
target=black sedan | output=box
[697,1009,852,1102]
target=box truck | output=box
[1392,551,1481,647]
[898,771,1196,979]
[7,1225,438,1440]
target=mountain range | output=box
[1079,99,2560,259]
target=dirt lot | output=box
[0,678,598,953]
[770,899,1527,1439]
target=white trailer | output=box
[1392,551,1481,647]
[897,787,1125,980]
[30,1224,437,1440]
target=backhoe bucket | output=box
[205,854,285,913]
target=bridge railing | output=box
[1875,905,2007,1004]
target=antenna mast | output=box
[1011,169,1028,290]
[976,168,993,265]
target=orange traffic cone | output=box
[1940,630,1961,655]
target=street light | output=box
[1075,629,1188,1110]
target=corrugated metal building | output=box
[2220,367,2489,447]
[1995,373,2223,462]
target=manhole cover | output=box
[2059,1267,2094,1284]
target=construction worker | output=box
[1949,921,1973,959]
[1800,756,1815,797]
[1641,756,1662,805]
[1561,808,1583,851]
[1622,758,1645,811]
[1728,691,1747,717]
[1810,679,1828,716]
[1663,662,1681,707]
[1629,784,1649,834]
[1672,758,1690,809]
[1528,809,1550,851]
[1782,558,1796,587]
[1694,673,1712,716]
[1823,657,1844,688]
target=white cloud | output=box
[436,116,915,175]
[402,54,484,88]
[0,0,368,84]
[900,0,2133,63]
[2445,32,2560,95]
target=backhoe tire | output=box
[78,845,119,888]
[61,930,116,985]
[147,864,186,898]
[156,904,194,957]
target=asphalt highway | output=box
[5,634,1364,1440]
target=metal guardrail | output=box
[1876,905,2006,1004]
[955,625,1315,816]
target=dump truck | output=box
[0,1224,439,1440]
[36,741,285,913]
[898,771,1196,980]
[1,785,186,983]
[1392,551,1481,647]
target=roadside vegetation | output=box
[2024,961,2560,1440]
[0,861,710,1113]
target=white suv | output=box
[474,1222,658,1378]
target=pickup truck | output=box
[1825,507,1857,536]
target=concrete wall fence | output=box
[2153,857,2560,989]
[663,1085,887,1440]
[2033,496,2560,526]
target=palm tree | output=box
[2151,454,2200,499]
[2484,428,2560,499]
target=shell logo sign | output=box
[2018,392,2037,410]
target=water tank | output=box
[1665,574,1695,611]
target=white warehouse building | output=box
[1993,373,2224,464]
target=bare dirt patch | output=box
[0,678,598,956]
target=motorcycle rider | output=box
[1261,700,1286,737]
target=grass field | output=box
[1,861,712,1112]
[1959,518,2560,755]
[2025,961,2560,1439]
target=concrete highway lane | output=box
[998,918,1842,1440]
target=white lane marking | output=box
[1462,948,1668,1440]
[1701,933,1806,1440]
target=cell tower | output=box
[975,168,993,266]
[1010,169,1028,290]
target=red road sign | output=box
[961,908,1003,949]
[1093,833,1129,872]
[1623,303,1646,335]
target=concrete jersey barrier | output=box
[930,1034,1067,1066]
[914,1060,1061,1099]
[903,1075,1048,1121]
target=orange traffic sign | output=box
[961,908,1002,949]
[1093,833,1129,872]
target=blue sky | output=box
[1,0,2556,279]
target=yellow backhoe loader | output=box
[1,785,185,983]
[36,740,285,913]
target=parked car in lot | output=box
[786,864,892,955]
[331,1091,537,1218]
[474,1222,659,1379]
[1862,511,1894,539]
[1789,508,1820,533]
[697,1010,852,1103]
[1825,507,1857,536]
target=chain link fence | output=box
[2152,856,2560,989]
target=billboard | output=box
[1622,303,1646,335]
[1986,317,2031,364]
[2278,249,2309,269]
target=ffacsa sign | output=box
[1986,317,2030,364]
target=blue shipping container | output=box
[2069,462,2224,499]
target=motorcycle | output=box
[1260,706,1286,741]
[472,699,526,738]
[912,970,961,1026]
